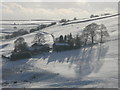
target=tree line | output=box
[55,23,109,47]
[4,22,56,39]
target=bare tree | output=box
[83,23,99,44]
[33,33,45,44]
[81,31,89,46]
[98,24,109,43]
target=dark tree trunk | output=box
[84,39,87,46]
[100,31,103,43]
[91,36,94,44]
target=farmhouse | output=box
[53,43,71,51]
[30,43,50,52]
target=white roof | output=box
[55,43,69,46]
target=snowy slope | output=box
[1,15,119,88]
[43,16,118,39]
[1,15,118,52]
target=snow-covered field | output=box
[1,15,119,88]
[0,20,56,39]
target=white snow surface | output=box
[1,16,119,88]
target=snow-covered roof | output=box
[55,43,69,46]
[31,43,44,47]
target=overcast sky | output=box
[1,2,118,20]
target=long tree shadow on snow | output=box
[75,44,109,79]
[34,44,109,87]
[2,43,109,87]
[45,43,109,87]
[46,43,109,78]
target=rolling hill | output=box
[1,14,119,88]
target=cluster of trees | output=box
[54,23,109,51]
[11,37,31,60]
[32,22,56,33]
[10,32,49,60]
[90,14,99,18]
[59,17,77,23]
[5,22,57,39]
[55,33,82,49]
[27,22,57,33]
[5,29,29,39]
[59,19,67,23]
[90,13,111,18]
[81,23,109,45]
[47,22,56,27]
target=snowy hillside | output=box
[1,15,119,88]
